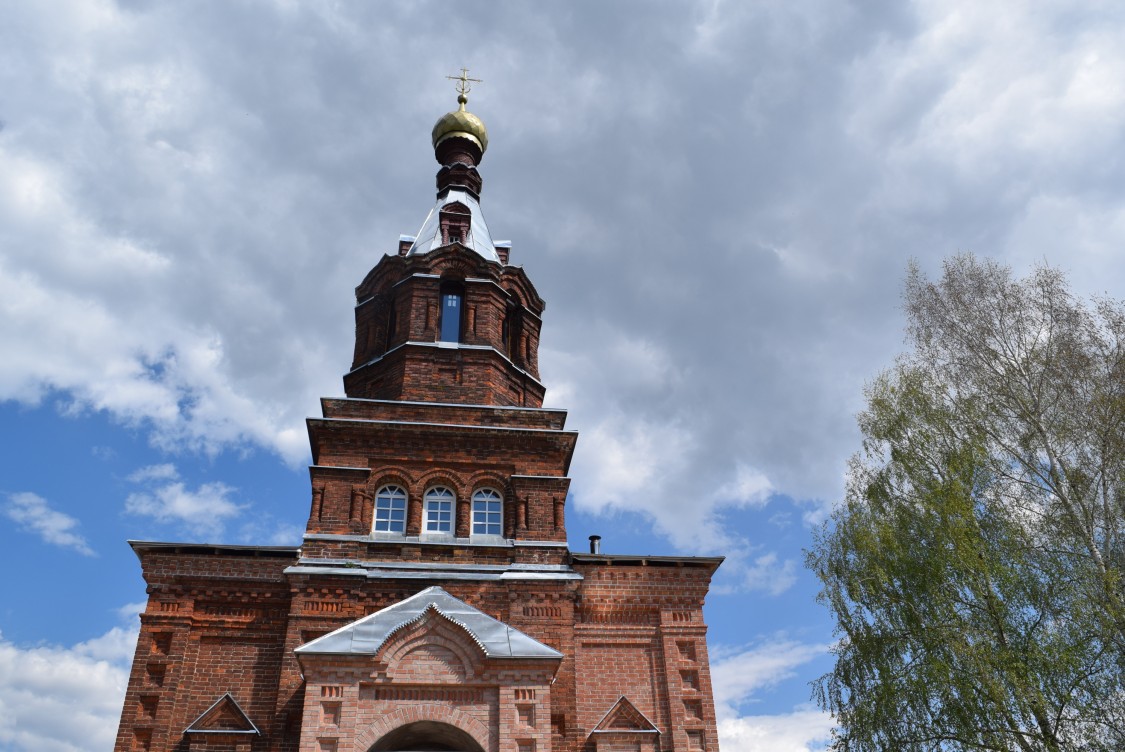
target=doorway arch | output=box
[369,721,486,752]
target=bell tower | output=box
[346,78,544,408]
[303,88,570,547]
[115,77,723,752]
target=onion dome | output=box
[432,93,488,161]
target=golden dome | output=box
[432,94,489,155]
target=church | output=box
[114,76,723,752]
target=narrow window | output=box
[439,284,464,343]
[373,485,407,533]
[502,296,523,362]
[384,300,396,351]
[472,488,503,536]
[424,487,455,533]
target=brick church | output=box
[114,78,723,752]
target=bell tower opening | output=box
[439,202,472,246]
[369,721,485,752]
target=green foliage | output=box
[809,255,1125,751]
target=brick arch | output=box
[375,608,487,681]
[415,469,464,495]
[435,258,475,281]
[424,246,495,280]
[502,285,524,308]
[353,701,494,752]
[465,470,507,495]
[355,254,407,299]
[498,267,543,313]
[370,468,415,493]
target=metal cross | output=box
[447,67,482,97]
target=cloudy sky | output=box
[3,1,1125,750]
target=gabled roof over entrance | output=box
[184,692,259,735]
[295,585,562,659]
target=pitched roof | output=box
[591,696,660,735]
[184,693,259,735]
[407,187,500,263]
[294,585,562,659]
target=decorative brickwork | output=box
[115,97,723,752]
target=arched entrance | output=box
[369,721,486,752]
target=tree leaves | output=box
[810,255,1125,751]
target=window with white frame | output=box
[373,485,407,534]
[472,488,503,536]
[424,487,455,534]
[439,282,464,343]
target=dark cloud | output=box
[3,0,1125,564]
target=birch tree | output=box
[809,255,1125,751]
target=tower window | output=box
[373,485,407,534]
[384,300,397,352]
[439,202,471,246]
[503,300,523,361]
[472,488,503,536]
[424,487,455,533]
[439,283,464,343]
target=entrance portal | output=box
[370,721,486,752]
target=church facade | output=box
[114,84,722,752]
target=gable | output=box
[295,586,562,660]
[592,696,659,734]
[392,642,469,682]
[184,692,258,735]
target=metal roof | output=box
[407,187,500,263]
[570,553,724,570]
[294,585,563,660]
[184,692,259,735]
[285,557,582,581]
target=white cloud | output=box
[0,608,138,752]
[710,638,835,752]
[718,709,834,752]
[125,464,244,537]
[126,463,179,483]
[3,492,94,556]
[711,638,829,717]
[738,553,799,596]
[235,518,304,547]
[716,462,774,507]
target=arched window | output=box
[439,282,464,343]
[502,293,523,363]
[424,487,455,534]
[373,485,407,534]
[471,488,503,536]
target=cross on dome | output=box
[446,67,482,104]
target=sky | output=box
[2,1,1125,750]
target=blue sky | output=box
[4,2,1125,750]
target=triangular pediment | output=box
[295,586,562,660]
[184,693,259,735]
[592,696,659,734]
